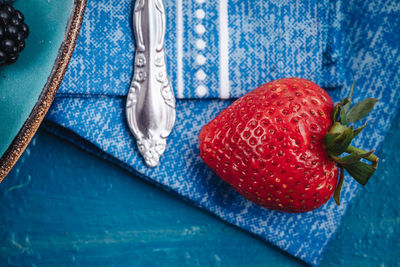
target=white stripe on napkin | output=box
[219,0,230,99]
[177,0,184,98]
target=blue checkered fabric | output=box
[46,0,400,265]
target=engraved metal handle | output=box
[126,0,176,167]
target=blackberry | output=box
[0,3,28,66]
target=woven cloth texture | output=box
[47,0,400,265]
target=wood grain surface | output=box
[0,113,399,266]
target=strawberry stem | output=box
[345,145,378,165]
[324,82,379,205]
[334,167,345,205]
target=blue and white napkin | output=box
[46,0,400,265]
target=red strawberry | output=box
[199,78,378,213]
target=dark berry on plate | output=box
[10,15,20,25]
[20,23,28,38]
[0,9,10,21]
[7,52,17,64]
[0,50,6,64]
[14,10,23,21]
[0,3,28,66]
[16,31,23,41]
[1,39,14,52]
[6,24,18,37]
[17,40,24,51]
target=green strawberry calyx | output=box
[323,81,379,205]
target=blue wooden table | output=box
[0,112,399,266]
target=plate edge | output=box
[0,0,87,182]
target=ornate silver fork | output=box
[126,0,176,167]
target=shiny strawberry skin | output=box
[199,78,338,213]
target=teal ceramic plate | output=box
[0,0,86,181]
